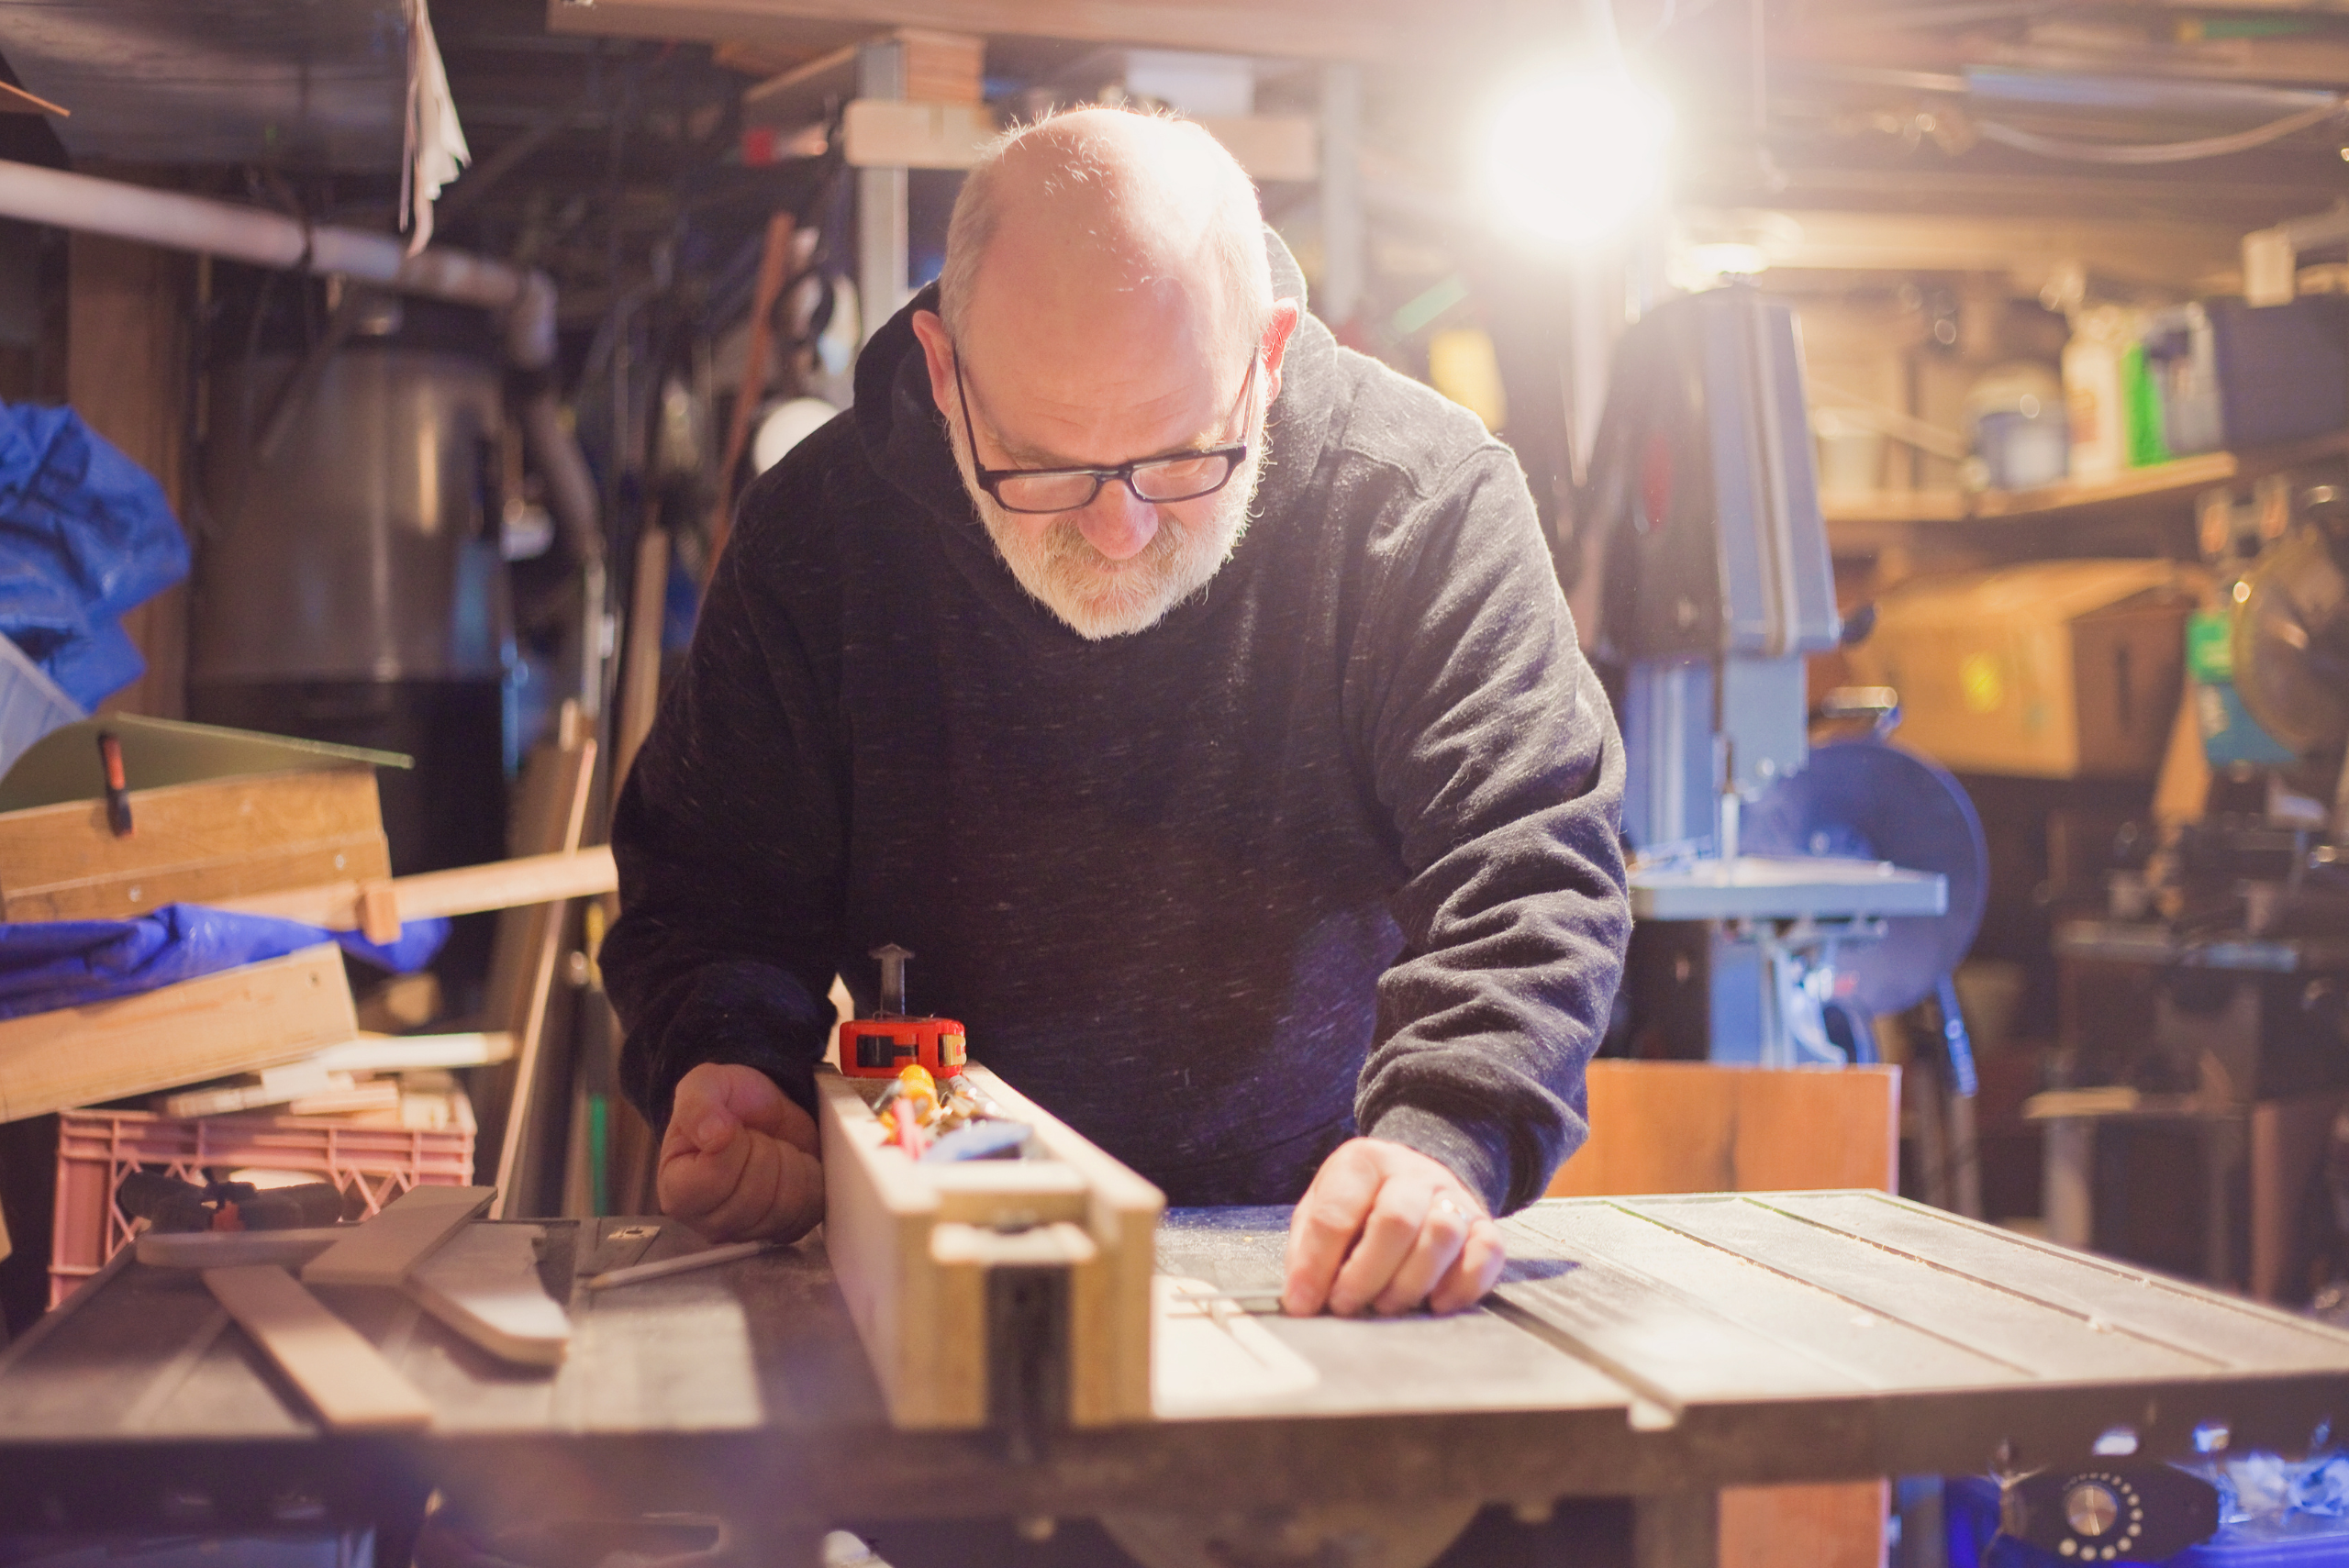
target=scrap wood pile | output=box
[0,713,615,1298]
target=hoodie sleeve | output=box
[603,472,848,1130]
[1347,443,1631,1216]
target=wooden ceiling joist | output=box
[549,0,1457,63]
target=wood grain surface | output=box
[5,1196,2349,1536]
[0,944,356,1123]
[1549,1062,1901,1198]
[0,765,390,922]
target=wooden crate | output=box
[0,763,391,923]
[817,1062,1162,1430]
[49,1095,473,1306]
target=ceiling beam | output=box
[1747,208,2243,291]
[546,0,1491,62]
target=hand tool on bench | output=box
[117,1170,347,1234]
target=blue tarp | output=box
[0,906,447,1021]
[0,403,190,709]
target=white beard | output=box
[950,413,1268,640]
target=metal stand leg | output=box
[2044,1118,2094,1251]
[1634,1492,1720,1568]
[2205,1116,2245,1287]
[1913,1061,1953,1211]
[1948,1090,1984,1221]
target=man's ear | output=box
[1261,298,1304,403]
[910,309,956,417]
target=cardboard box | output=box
[1850,561,2195,779]
[0,716,406,922]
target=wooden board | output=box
[70,232,184,723]
[0,765,391,923]
[817,1062,1163,1430]
[1720,1485,1888,1568]
[312,1032,513,1073]
[2251,1094,2348,1304]
[548,0,1529,64]
[963,1063,1161,1426]
[300,1184,495,1288]
[203,1264,433,1430]
[613,529,671,794]
[139,1229,342,1270]
[1548,1062,1901,1198]
[479,725,596,1217]
[14,1198,2349,1524]
[407,1223,571,1367]
[207,847,617,932]
[0,944,357,1124]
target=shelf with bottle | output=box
[1821,428,2349,548]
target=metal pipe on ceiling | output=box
[0,152,607,643]
[0,155,554,366]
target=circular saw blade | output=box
[2232,525,2349,756]
[1742,738,1988,1017]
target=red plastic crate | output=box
[49,1105,475,1307]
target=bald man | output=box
[604,108,1629,1318]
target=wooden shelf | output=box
[1822,429,2349,550]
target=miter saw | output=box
[1582,283,1987,1072]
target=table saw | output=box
[4,1193,2347,1568]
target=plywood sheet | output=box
[0,944,356,1123]
[1549,1062,1900,1198]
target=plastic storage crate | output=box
[49,1104,475,1307]
[1951,1474,2349,1568]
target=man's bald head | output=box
[938,107,1275,366]
[909,107,1300,639]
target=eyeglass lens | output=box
[995,452,1239,513]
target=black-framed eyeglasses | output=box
[952,346,1256,515]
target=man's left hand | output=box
[1281,1138,1506,1317]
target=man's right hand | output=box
[658,1062,825,1242]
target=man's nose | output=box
[1077,483,1159,561]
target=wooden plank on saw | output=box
[1507,1201,2028,1393]
[961,1063,1163,1427]
[1616,1194,2224,1384]
[408,1222,572,1366]
[817,1068,957,1427]
[204,1264,433,1430]
[1756,1190,2349,1373]
[816,1062,1163,1430]
[300,1184,494,1288]
[0,944,356,1124]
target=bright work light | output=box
[1481,64,1674,249]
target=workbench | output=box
[4,1193,2347,1568]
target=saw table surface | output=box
[4,1193,2347,1548]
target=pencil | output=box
[584,1239,774,1290]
